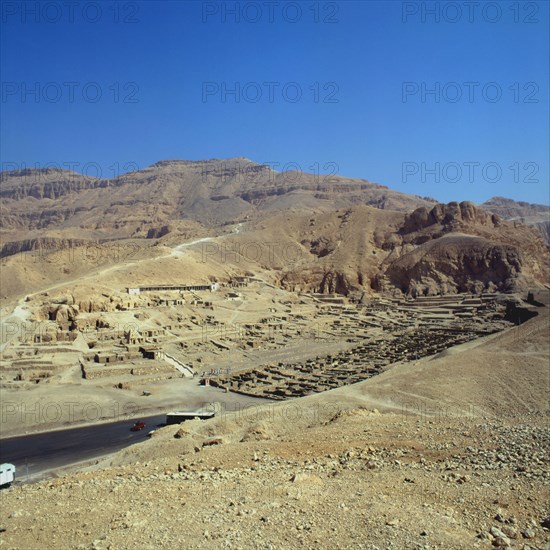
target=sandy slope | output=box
[335,310,549,419]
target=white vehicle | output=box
[0,463,15,487]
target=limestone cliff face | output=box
[1,161,548,301]
[0,168,103,200]
[384,236,523,296]
[400,201,501,238]
[533,220,550,245]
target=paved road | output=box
[0,412,168,481]
[0,392,271,481]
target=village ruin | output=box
[0,275,525,401]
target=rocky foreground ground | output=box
[1,410,548,550]
[0,312,548,550]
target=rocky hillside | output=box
[232,201,550,296]
[481,197,550,245]
[382,202,549,296]
[1,200,548,304]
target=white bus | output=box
[0,464,15,487]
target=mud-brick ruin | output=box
[0,277,525,398]
[209,292,515,399]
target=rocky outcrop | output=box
[318,271,355,294]
[146,225,172,239]
[401,201,500,237]
[272,202,549,297]
[47,304,79,323]
[304,237,336,258]
[77,298,110,313]
[384,236,523,296]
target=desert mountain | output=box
[1,160,548,302]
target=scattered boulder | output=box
[202,437,224,447]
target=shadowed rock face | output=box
[384,237,523,296]
[319,271,353,294]
[0,238,96,259]
[146,225,172,239]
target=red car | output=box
[131,421,146,431]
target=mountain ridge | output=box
[0,159,437,239]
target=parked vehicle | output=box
[0,464,15,487]
[130,421,146,431]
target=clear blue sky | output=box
[1,0,548,205]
